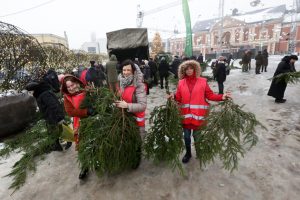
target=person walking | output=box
[267,55,298,103]
[169,60,231,163]
[105,54,119,93]
[158,57,170,89]
[255,51,264,74]
[262,49,269,72]
[215,56,227,94]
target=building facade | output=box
[169,5,300,56]
[31,32,69,49]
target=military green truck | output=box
[106,28,149,62]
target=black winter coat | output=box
[33,82,64,125]
[215,61,227,82]
[255,53,264,65]
[267,56,294,99]
[159,60,170,76]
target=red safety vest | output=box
[80,69,88,85]
[65,92,86,145]
[177,78,210,128]
[121,86,145,127]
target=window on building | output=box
[87,47,96,53]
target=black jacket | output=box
[267,56,294,99]
[215,61,227,82]
[159,60,170,76]
[33,82,64,125]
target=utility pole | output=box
[288,0,297,54]
[217,0,224,57]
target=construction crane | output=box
[136,0,191,28]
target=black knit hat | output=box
[290,55,298,60]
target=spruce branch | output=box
[0,120,57,192]
[195,100,265,172]
[78,87,142,176]
[269,71,300,84]
[144,99,184,175]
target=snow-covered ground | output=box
[0,55,299,200]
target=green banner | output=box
[182,0,193,57]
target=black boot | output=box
[182,145,192,164]
[79,168,88,179]
[132,145,142,169]
[52,139,63,152]
[65,142,72,150]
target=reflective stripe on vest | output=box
[121,86,145,127]
[181,104,209,109]
[183,114,205,120]
[135,117,145,122]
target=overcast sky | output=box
[0,0,294,49]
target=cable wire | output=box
[0,0,55,18]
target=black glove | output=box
[87,107,97,116]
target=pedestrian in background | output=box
[267,55,298,103]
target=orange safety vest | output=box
[177,78,210,128]
[65,92,86,145]
[121,86,145,127]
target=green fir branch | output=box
[78,87,142,176]
[269,71,300,84]
[144,99,184,175]
[195,100,265,172]
[0,120,56,192]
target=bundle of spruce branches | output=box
[270,71,300,84]
[144,99,184,174]
[194,100,265,172]
[78,87,142,176]
[0,120,57,192]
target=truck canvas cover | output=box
[106,28,149,62]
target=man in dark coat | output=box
[158,57,170,89]
[262,49,269,72]
[86,61,106,87]
[171,56,181,79]
[267,55,298,103]
[26,69,70,151]
[255,51,264,74]
[148,58,158,85]
[197,53,204,64]
[105,54,119,92]
[215,56,227,94]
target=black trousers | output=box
[217,81,224,94]
[160,75,169,89]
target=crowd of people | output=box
[24,51,297,180]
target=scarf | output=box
[120,75,134,88]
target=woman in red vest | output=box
[171,60,231,164]
[115,59,147,139]
[61,75,93,179]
